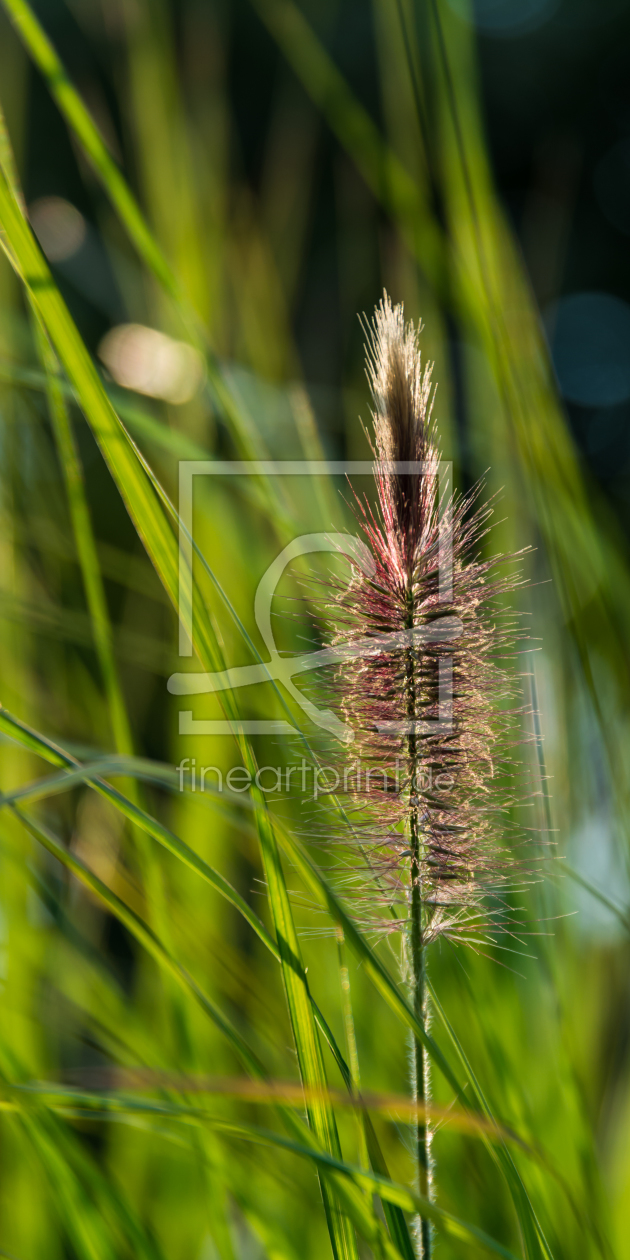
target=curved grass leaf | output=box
[0,1082,522,1260]
[7,805,402,1260]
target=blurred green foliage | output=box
[0,1,629,1258]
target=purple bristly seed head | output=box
[324,293,531,947]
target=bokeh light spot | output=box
[98,324,204,405]
[546,292,630,407]
[29,196,87,262]
[446,0,558,37]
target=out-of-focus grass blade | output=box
[0,1081,523,1260]
[335,928,414,1260]
[559,864,630,935]
[0,590,172,672]
[8,805,406,1259]
[0,357,290,534]
[0,1047,168,1260]
[31,320,135,756]
[249,0,445,296]
[10,805,271,1076]
[0,95,135,762]
[5,1076,526,1140]
[0,0,277,465]
[0,358,209,458]
[255,807,359,1260]
[7,1111,117,1260]
[0,711,279,959]
[0,0,186,316]
[270,817,552,1259]
[426,978,553,1260]
[0,164,186,616]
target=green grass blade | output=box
[2,1082,522,1260]
[32,318,135,756]
[0,100,135,762]
[250,0,444,296]
[0,0,187,313]
[0,162,186,608]
[426,979,552,1260]
[253,805,359,1259]
[271,819,552,1258]
[0,712,279,959]
[8,804,406,1258]
[336,929,415,1260]
[0,0,283,464]
[10,804,270,1077]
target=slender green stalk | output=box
[405,603,431,1260]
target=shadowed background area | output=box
[0,0,630,1257]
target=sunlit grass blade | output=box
[7,805,407,1258]
[32,318,135,755]
[0,711,280,959]
[0,101,135,759]
[0,0,187,315]
[269,817,551,1259]
[0,1080,523,1260]
[255,808,359,1260]
[10,804,270,1075]
[335,929,414,1260]
[0,0,281,465]
[426,979,553,1260]
[0,1041,167,1260]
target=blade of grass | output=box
[0,713,281,960]
[337,926,415,1260]
[0,0,188,317]
[8,805,405,1260]
[251,790,360,1257]
[0,1081,523,1260]
[426,978,552,1260]
[269,816,552,1259]
[31,317,135,756]
[0,0,282,466]
[249,0,445,298]
[1,713,568,1254]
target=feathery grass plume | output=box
[325,294,530,1257]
